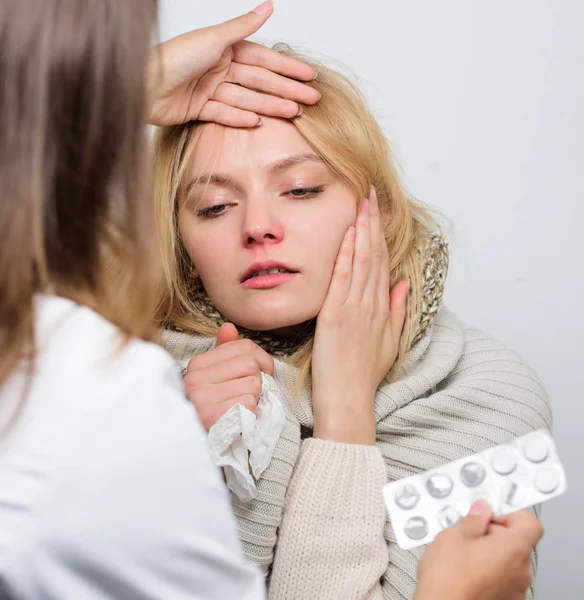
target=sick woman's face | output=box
[179,117,358,332]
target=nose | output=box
[241,199,284,247]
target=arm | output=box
[269,439,387,600]
[270,444,543,600]
[267,189,405,599]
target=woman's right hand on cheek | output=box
[311,187,410,445]
[184,323,274,432]
[414,502,543,600]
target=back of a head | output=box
[0,0,159,387]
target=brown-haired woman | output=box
[0,1,543,599]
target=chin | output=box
[234,311,315,332]
[224,296,319,333]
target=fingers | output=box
[220,394,258,415]
[212,82,301,119]
[458,500,494,538]
[321,226,355,310]
[227,62,320,106]
[190,338,274,376]
[389,279,410,344]
[503,510,544,547]
[199,394,258,430]
[198,100,261,128]
[366,186,409,343]
[212,376,263,404]
[186,334,268,432]
[365,188,382,301]
[334,187,407,353]
[187,355,260,387]
[232,40,317,84]
[216,323,240,346]
[206,1,274,50]
[376,190,391,304]
[347,198,372,302]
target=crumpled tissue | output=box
[208,373,286,502]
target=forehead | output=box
[189,117,314,174]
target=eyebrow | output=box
[267,152,324,173]
[184,173,239,199]
[184,153,325,198]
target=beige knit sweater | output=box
[162,307,552,599]
[269,439,388,598]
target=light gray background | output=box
[159,1,584,597]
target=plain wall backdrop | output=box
[159,1,584,597]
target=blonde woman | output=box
[155,45,551,599]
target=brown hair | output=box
[0,0,159,389]
[153,45,444,384]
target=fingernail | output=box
[469,500,486,515]
[252,0,273,15]
[361,198,369,213]
[347,226,355,240]
[296,105,303,117]
[256,117,263,127]
[312,71,318,81]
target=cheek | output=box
[307,203,356,276]
[178,218,223,284]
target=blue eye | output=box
[285,186,325,198]
[196,204,230,219]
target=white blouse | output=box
[0,296,265,599]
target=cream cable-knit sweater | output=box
[162,307,551,599]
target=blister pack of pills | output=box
[382,429,567,550]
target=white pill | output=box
[502,481,526,507]
[404,517,429,540]
[491,447,517,475]
[437,506,461,529]
[460,461,487,487]
[523,435,550,463]
[535,467,561,494]
[426,473,454,499]
[395,484,420,510]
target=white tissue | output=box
[207,373,286,502]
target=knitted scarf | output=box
[161,307,551,599]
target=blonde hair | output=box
[153,45,444,384]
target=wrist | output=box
[313,403,376,445]
[414,582,466,600]
[313,428,375,445]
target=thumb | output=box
[457,500,493,538]
[209,1,274,49]
[216,323,240,346]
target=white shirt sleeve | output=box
[2,343,266,600]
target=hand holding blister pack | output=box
[383,430,567,549]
